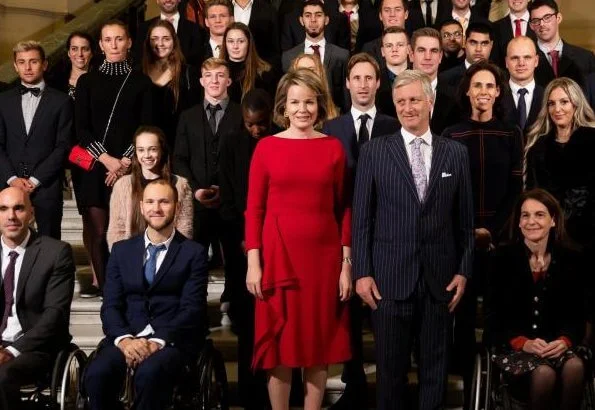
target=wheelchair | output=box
[80,339,229,410]
[19,343,88,410]
[470,345,595,410]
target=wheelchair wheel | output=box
[197,340,229,410]
[50,344,87,410]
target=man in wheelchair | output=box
[84,179,209,410]
[0,187,76,409]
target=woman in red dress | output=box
[245,68,353,409]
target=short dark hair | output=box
[66,31,94,52]
[439,19,463,32]
[144,178,179,204]
[302,0,327,16]
[347,53,381,80]
[379,0,409,12]
[465,21,494,41]
[242,88,273,113]
[411,27,442,51]
[457,61,508,120]
[205,0,233,16]
[528,0,559,14]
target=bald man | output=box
[0,187,75,409]
[503,36,544,132]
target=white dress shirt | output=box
[509,10,530,36]
[421,0,438,25]
[339,4,359,21]
[509,79,536,119]
[351,106,376,142]
[160,12,180,32]
[537,38,564,65]
[209,38,222,58]
[233,0,254,25]
[1,230,31,358]
[113,229,176,348]
[401,127,433,182]
[304,38,326,63]
[452,9,472,32]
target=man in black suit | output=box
[282,0,350,112]
[503,36,544,133]
[377,27,410,118]
[410,27,458,134]
[233,0,280,64]
[353,69,474,410]
[84,180,208,410]
[439,21,494,93]
[361,0,410,65]
[0,187,75,410]
[438,19,465,72]
[174,57,243,322]
[0,41,72,240]
[322,53,398,410]
[490,0,537,68]
[353,0,383,53]
[135,0,205,65]
[587,72,595,110]
[529,0,595,88]
[446,0,485,34]
[281,0,350,52]
[407,0,452,32]
[203,0,235,59]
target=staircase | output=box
[62,199,465,408]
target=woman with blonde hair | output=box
[245,68,352,409]
[290,53,340,121]
[525,77,595,246]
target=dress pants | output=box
[32,197,63,240]
[84,344,184,410]
[372,278,453,410]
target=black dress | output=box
[75,60,153,209]
[151,64,201,151]
[227,60,279,104]
[526,126,595,248]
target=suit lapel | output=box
[424,135,447,206]
[16,233,40,303]
[132,236,146,290]
[150,233,183,290]
[323,44,332,69]
[26,90,49,140]
[386,133,419,202]
[11,89,27,137]
[528,86,544,127]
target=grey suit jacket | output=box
[0,231,75,354]
[282,42,350,112]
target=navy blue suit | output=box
[84,231,208,410]
[352,132,474,409]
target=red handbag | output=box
[68,145,95,171]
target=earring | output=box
[284,111,289,118]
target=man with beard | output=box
[282,0,350,112]
[84,179,209,410]
[438,19,465,72]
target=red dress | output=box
[245,136,352,369]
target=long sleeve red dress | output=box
[245,135,352,370]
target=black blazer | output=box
[280,4,350,52]
[438,62,466,94]
[534,42,595,89]
[490,16,537,67]
[486,242,586,348]
[352,132,474,301]
[174,100,243,197]
[587,72,595,110]
[431,80,460,135]
[407,0,452,31]
[135,16,205,66]
[361,37,383,66]
[354,0,383,53]
[322,111,400,169]
[247,0,281,64]
[0,231,75,355]
[0,86,73,201]
[102,231,208,356]
[502,83,544,132]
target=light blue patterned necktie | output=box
[144,244,166,285]
[411,137,427,202]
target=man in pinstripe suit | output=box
[352,70,474,410]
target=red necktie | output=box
[343,10,353,21]
[514,19,522,37]
[0,252,19,338]
[549,50,560,77]
[310,44,321,57]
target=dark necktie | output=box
[425,0,433,26]
[207,103,222,134]
[144,244,166,285]
[517,88,528,130]
[548,50,560,77]
[514,19,522,37]
[358,114,370,146]
[343,10,353,21]
[0,251,19,337]
[19,85,41,97]
[310,44,321,57]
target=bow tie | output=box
[19,85,41,97]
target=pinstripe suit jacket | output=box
[352,131,474,301]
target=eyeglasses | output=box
[442,31,463,40]
[529,12,557,27]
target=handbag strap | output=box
[101,70,132,145]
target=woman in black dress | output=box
[141,19,200,151]
[220,22,278,104]
[525,77,595,248]
[486,189,587,410]
[442,61,524,406]
[75,20,153,296]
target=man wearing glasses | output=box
[529,0,595,88]
[438,19,465,72]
